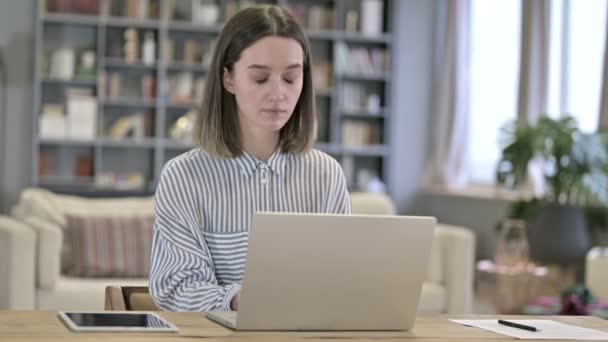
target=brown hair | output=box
[194,5,316,158]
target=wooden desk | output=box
[0,311,607,342]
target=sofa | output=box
[2,188,475,314]
[0,215,36,309]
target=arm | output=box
[435,224,475,314]
[0,216,36,309]
[20,217,63,291]
[324,158,352,214]
[149,161,240,312]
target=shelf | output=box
[166,63,207,73]
[104,58,157,70]
[104,16,160,29]
[38,177,155,197]
[99,138,157,148]
[339,72,390,82]
[306,30,339,41]
[315,89,332,97]
[38,138,388,155]
[162,141,388,157]
[39,138,96,146]
[340,32,392,44]
[42,78,97,87]
[35,1,393,196]
[39,138,157,148]
[341,109,386,119]
[167,103,200,111]
[101,98,157,108]
[307,30,392,43]
[39,175,96,187]
[42,13,99,26]
[340,144,389,157]
[168,21,223,34]
[314,143,341,155]
[164,140,196,150]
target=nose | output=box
[268,78,286,101]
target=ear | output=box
[223,67,235,94]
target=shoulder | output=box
[156,149,225,208]
[291,148,344,175]
[159,148,223,187]
[161,148,223,175]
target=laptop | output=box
[206,212,436,331]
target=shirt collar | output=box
[233,149,288,177]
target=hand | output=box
[231,292,240,311]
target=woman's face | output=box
[223,36,304,134]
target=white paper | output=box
[450,319,608,340]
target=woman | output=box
[150,5,351,312]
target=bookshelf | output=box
[33,0,393,195]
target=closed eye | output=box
[255,78,268,84]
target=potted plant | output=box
[496,116,608,265]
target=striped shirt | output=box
[149,148,351,311]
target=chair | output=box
[586,247,608,299]
[104,286,158,311]
[350,192,397,215]
[350,192,475,314]
[9,187,152,310]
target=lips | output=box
[262,109,288,113]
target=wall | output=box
[388,0,438,214]
[412,191,511,260]
[0,0,35,214]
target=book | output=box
[74,154,94,178]
[67,94,97,140]
[341,120,381,146]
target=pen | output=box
[498,319,540,332]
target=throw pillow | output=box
[65,215,155,278]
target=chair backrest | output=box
[350,192,396,215]
[104,286,158,311]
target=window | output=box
[565,0,607,132]
[468,0,608,184]
[468,0,521,183]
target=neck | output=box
[240,127,280,161]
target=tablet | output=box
[58,311,179,333]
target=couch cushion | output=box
[13,188,155,273]
[65,215,154,278]
[349,192,443,284]
[14,188,154,227]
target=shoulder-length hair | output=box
[194,5,316,158]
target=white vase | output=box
[50,48,75,80]
[360,0,383,36]
[192,1,219,26]
[494,218,530,267]
[142,32,156,66]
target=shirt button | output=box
[260,164,269,184]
